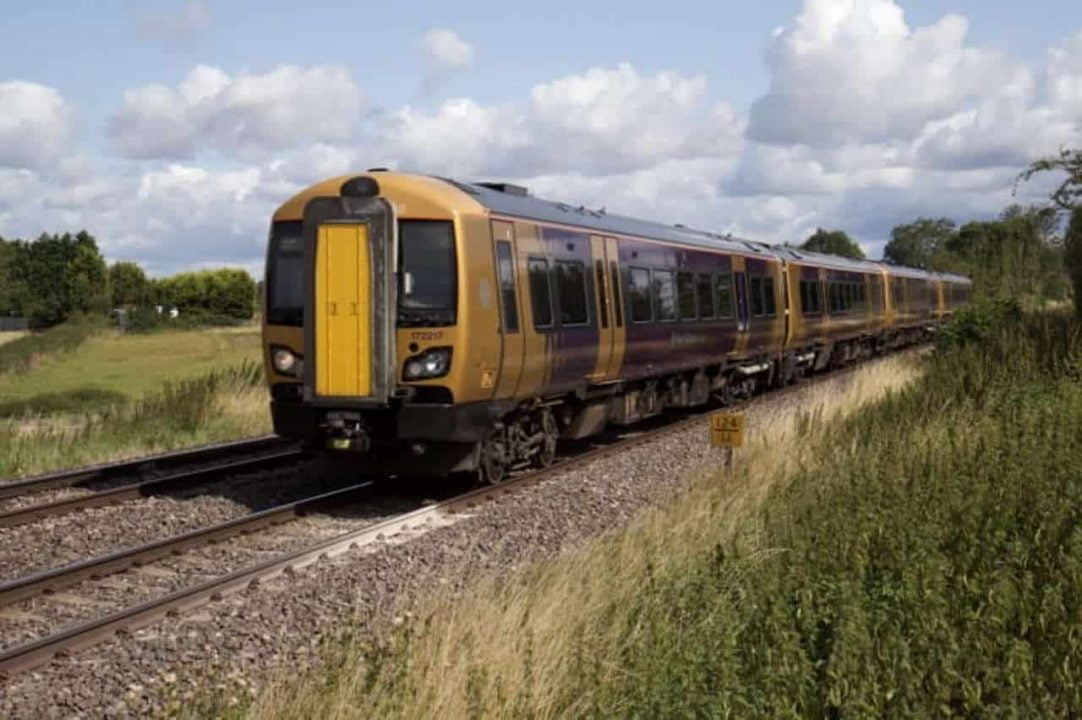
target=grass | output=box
[0,361,270,478]
[0,315,107,375]
[0,331,28,347]
[241,313,1082,719]
[0,324,262,417]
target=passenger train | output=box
[262,171,971,483]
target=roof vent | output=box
[367,167,389,172]
[476,182,529,196]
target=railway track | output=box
[0,435,296,502]
[0,350,922,680]
[0,447,306,529]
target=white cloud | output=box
[385,63,744,177]
[422,28,474,71]
[109,64,364,160]
[748,0,1014,147]
[0,81,70,172]
[1046,30,1082,124]
[730,0,1082,245]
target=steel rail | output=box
[0,348,928,679]
[0,435,294,501]
[0,449,306,529]
[0,480,379,608]
[0,396,755,679]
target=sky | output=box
[1,0,1080,275]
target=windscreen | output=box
[398,220,456,327]
[266,221,304,326]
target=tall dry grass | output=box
[245,355,922,720]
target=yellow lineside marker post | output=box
[709,411,744,475]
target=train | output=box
[262,171,971,483]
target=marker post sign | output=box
[709,411,744,473]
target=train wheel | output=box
[532,409,558,468]
[477,433,509,485]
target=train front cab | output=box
[263,173,518,475]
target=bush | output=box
[154,268,256,320]
[937,296,1024,348]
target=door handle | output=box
[328,302,338,316]
[350,302,358,316]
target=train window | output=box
[266,221,304,327]
[892,279,903,308]
[800,279,821,315]
[828,283,839,314]
[610,261,624,327]
[628,266,652,322]
[749,276,765,317]
[715,273,734,318]
[763,276,777,316]
[495,241,519,333]
[555,260,589,326]
[594,260,609,329]
[528,257,553,328]
[653,269,676,321]
[677,272,697,320]
[696,274,714,319]
[399,220,457,327]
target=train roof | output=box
[445,177,970,283]
[445,178,764,256]
[285,171,971,284]
[770,245,885,274]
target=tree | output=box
[156,268,256,320]
[1018,147,1082,211]
[4,231,111,325]
[0,237,14,316]
[801,228,865,260]
[883,218,956,268]
[1066,208,1082,318]
[947,208,1066,301]
[110,262,150,307]
[66,231,110,315]
[1018,147,1082,315]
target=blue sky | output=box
[0,0,1080,273]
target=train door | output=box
[512,222,549,397]
[605,237,625,378]
[588,235,615,382]
[734,271,749,333]
[492,221,525,398]
[315,223,373,397]
[780,262,792,348]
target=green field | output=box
[244,311,1082,719]
[0,325,262,410]
[0,324,270,478]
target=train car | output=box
[262,171,969,483]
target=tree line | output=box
[797,146,1082,312]
[0,231,257,327]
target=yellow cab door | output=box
[315,223,373,397]
[492,220,525,398]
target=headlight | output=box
[402,347,451,380]
[271,346,303,377]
